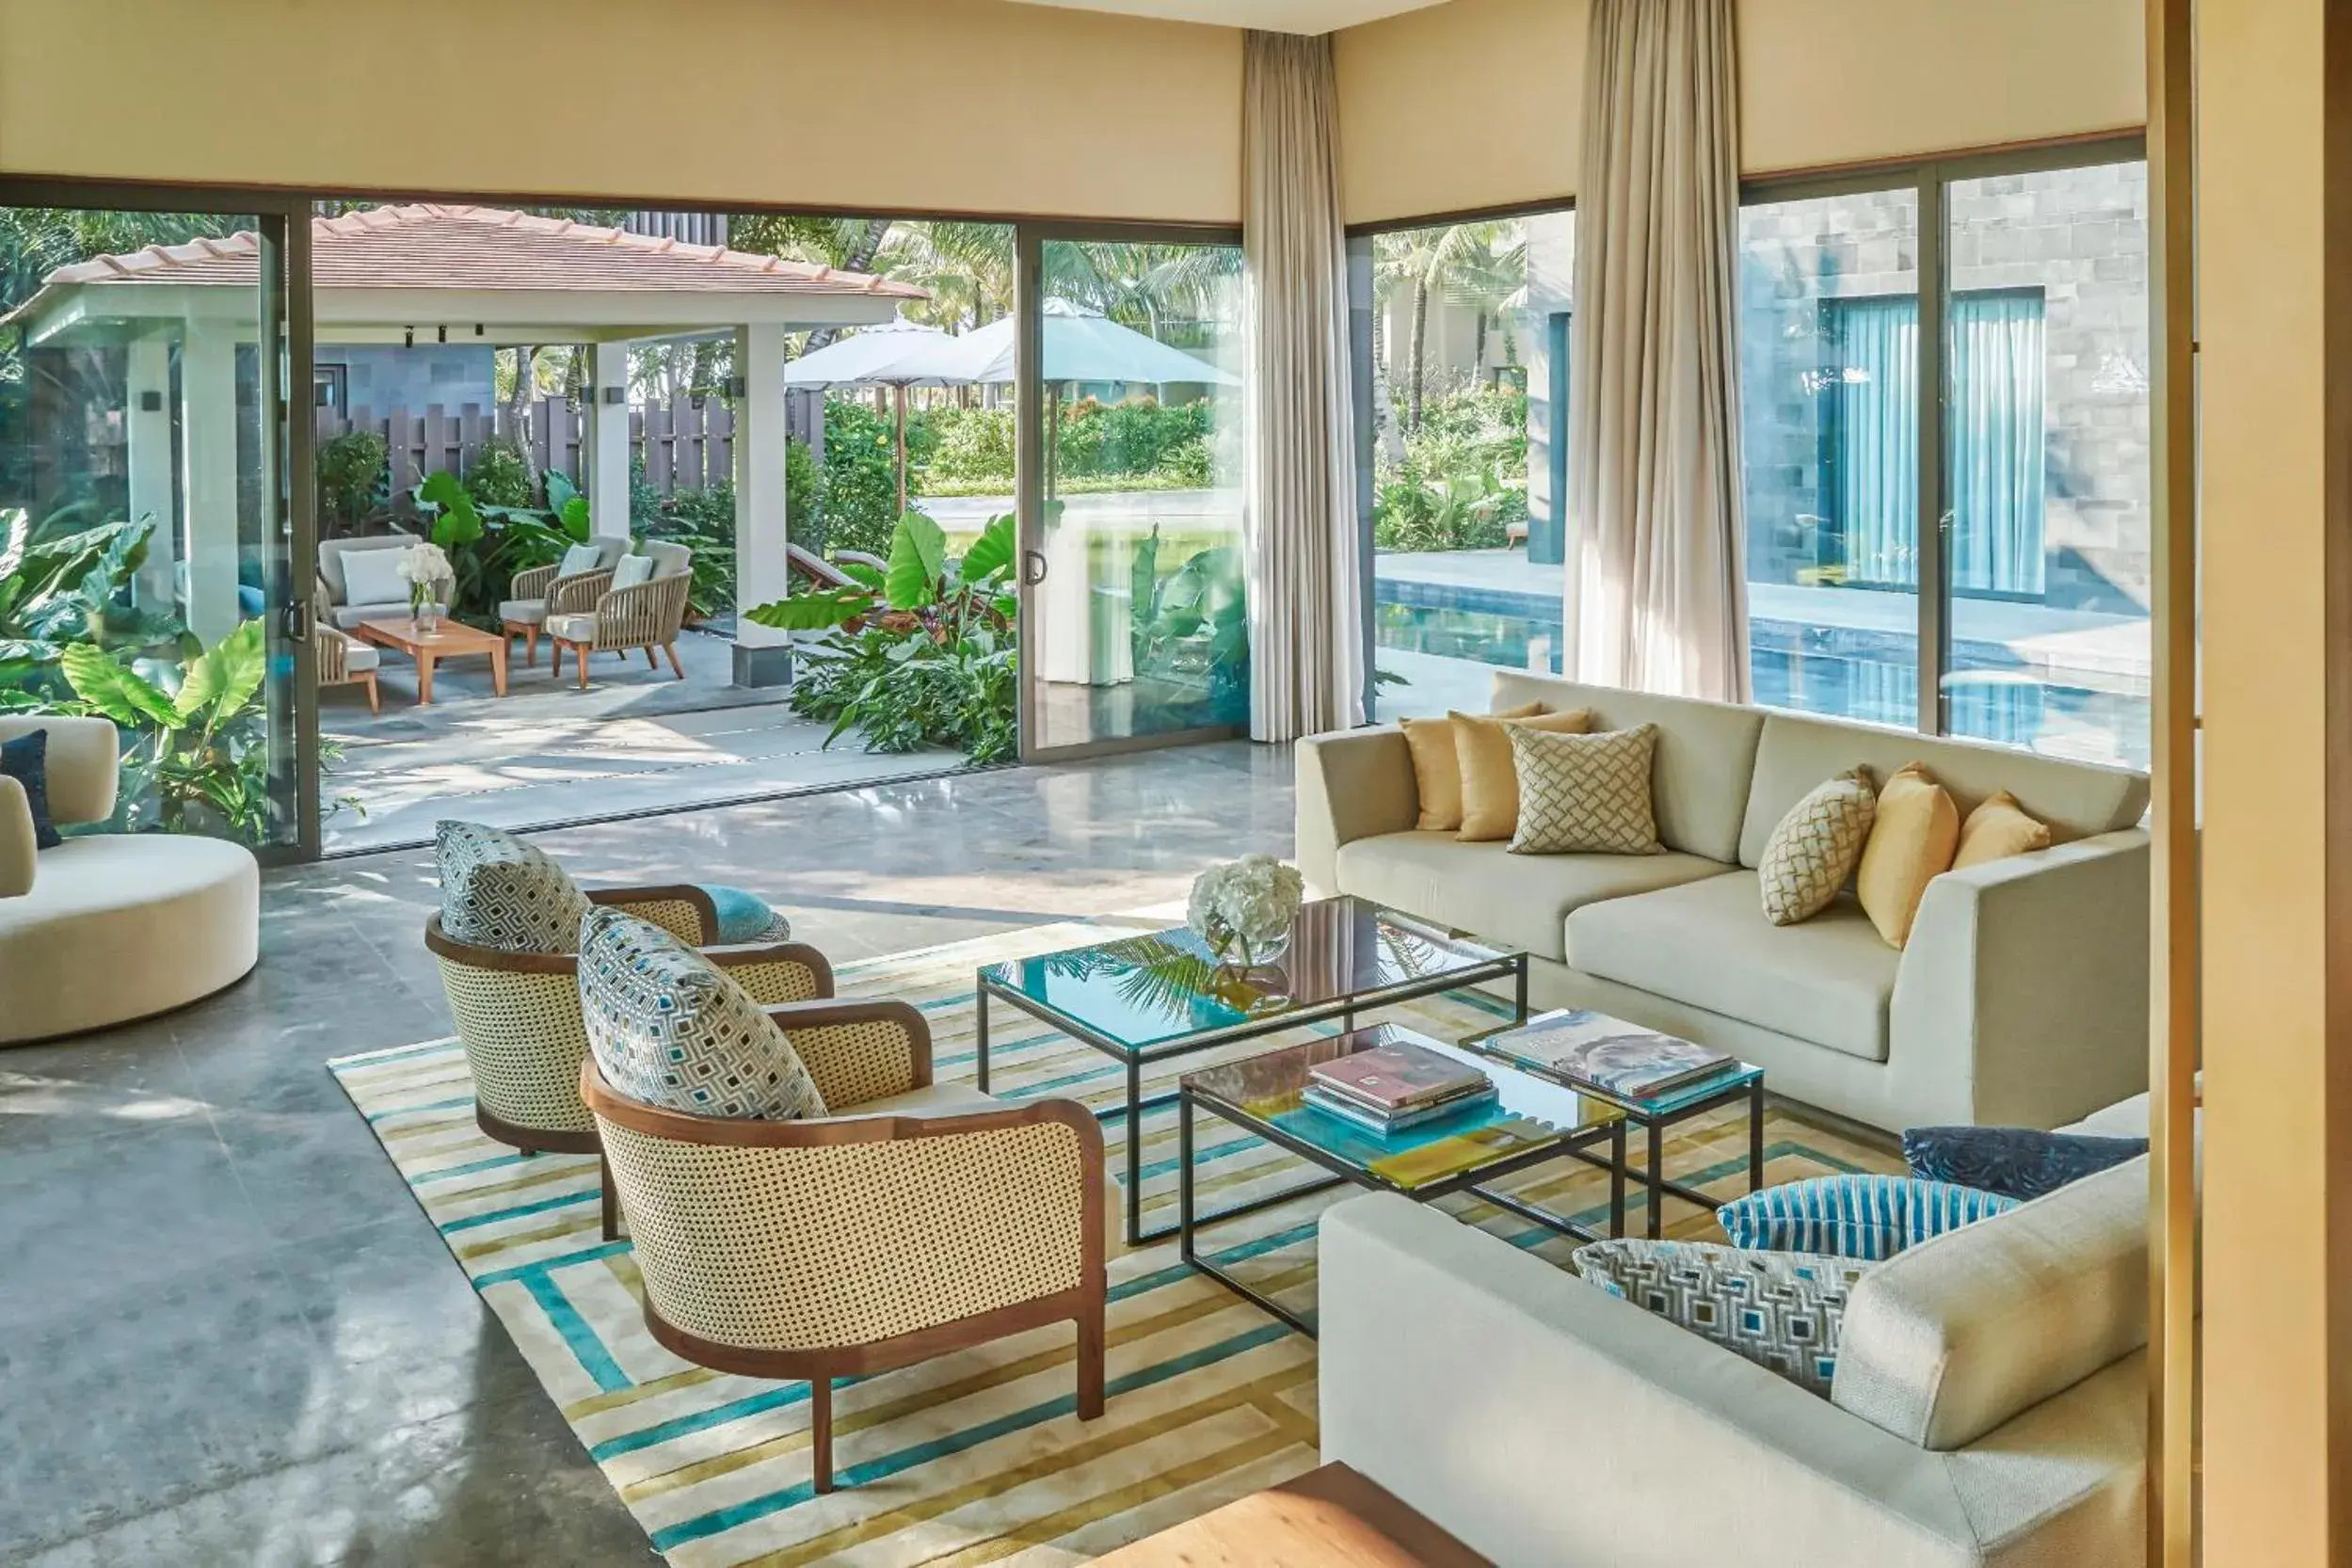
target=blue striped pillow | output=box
[1715,1175,2018,1261]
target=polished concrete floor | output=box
[0,740,1293,1566]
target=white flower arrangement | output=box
[1188,855,1304,967]
[395,540,454,616]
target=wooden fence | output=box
[313,395,750,501]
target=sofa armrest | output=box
[0,776,34,899]
[1320,1195,1982,1568]
[1892,827,2151,1129]
[1293,727,1417,893]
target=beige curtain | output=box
[1242,30,1364,742]
[1564,0,1752,702]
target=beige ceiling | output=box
[1000,0,1450,33]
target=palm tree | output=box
[1372,221,1528,428]
[732,215,899,353]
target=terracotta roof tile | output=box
[40,203,925,298]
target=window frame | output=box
[1738,132,2147,740]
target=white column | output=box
[125,336,177,610]
[731,324,793,687]
[180,324,241,646]
[584,340,632,540]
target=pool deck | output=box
[1373,549,2152,684]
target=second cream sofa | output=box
[1294,671,2152,1133]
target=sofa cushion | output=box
[1901,1126,2148,1201]
[435,819,594,954]
[1756,768,1875,925]
[1488,673,1767,863]
[1953,788,2054,870]
[1856,763,1960,948]
[1573,1239,1870,1397]
[1566,871,1897,1061]
[1455,709,1593,842]
[699,883,792,943]
[578,905,827,1121]
[1738,712,2148,869]
[1715,1174,2018,1261]
[341,545,413,608]
[334,601,410,631]
[1401,703,1541,832]
[1335,830,1731,962]
[1,729,59,850]
[1831,1155,2150,1449]
[498,598,549,626]
[0,715,116,826]
[1508,724,1661,856]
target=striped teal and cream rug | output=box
[329,913,1895,1565]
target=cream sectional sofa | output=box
[1296,672,2152,1134]
[1320,1094,2159,1567]
[1,716,259,1044]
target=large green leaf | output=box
[418,471,483,548]
[958,513,1016,586]
[558,494,592,541]
[174,617,266,726]
[545,469,582,515]
[884,511,949,611]
[59,643,180,730]
[744,588,872,632]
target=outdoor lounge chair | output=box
[317,626,380,714]
[545,540,694,687]
[317,532,424,630]
[579,989,1109,1495]
[500,538,630,665]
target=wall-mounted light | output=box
[403,327,414,348]
[139,391,164,413]
[473,324,485,337]
[727,376,748,398]
[601,386,625,405]
[436,325,448,344]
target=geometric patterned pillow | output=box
[1573,1239,1869,1397]
[1506,723,1662,856]
[1714,1173,2019,1262]
[435,820,595,954]
[1901,1126,2148,1202]
[577,905,827,1121]
[1757,768,1877,925]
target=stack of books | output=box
[1304,1040,1496,1135]
[1472,1009,1733,1103]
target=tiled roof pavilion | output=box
[8,203,924,344]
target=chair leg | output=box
[524,626,539,666]
[578,646,592,690]
[811,1376,835,1494]
[644,646,659,669]
[664,642,686,680]
[362,672,379,716]
[599,1156,618,1241]
[1077,1296,1106,1421]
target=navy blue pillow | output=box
[1,728,60,849]
[1902,1126,2148,1202]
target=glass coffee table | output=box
[1178,1023,1627,1336]
[977,896,1528,1244]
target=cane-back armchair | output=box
[577,918,1110,1494]
[426,822,828,1239]
[546,540,694,687]
[501,538,629,666]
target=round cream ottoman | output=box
[0,833,260,1044]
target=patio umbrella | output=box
[786,317,968,511]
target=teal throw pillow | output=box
[696,883,792,945]
[1715,1174,2017,1261]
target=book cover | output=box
[1310,1041,1489,1112]
[1303,1083,1497,1136]
[1479,1010,1734,1101]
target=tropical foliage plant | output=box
[410,467,594,623]
[0,508,180,708]
[746,510,1018,764]
[57,617,275,840]
[1371,384,1531,553]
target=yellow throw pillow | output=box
[1454,708,1594,841]
[1757,768,1877,926]
[1401,701,1543,832]
[1954,789,2054,870]
[1857,762,1961,948]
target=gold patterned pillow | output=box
[1758,768,1878,925]
[1505,723,1662,856]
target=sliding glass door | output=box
[1730,141,2151,769]
[0,192,317,856]
[1015,227,1248,759]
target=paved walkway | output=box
[322,627,963,852]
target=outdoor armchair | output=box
[426,888,833,1236]
[316,626,380,714]
[501,537,629,666]
[317,532,423,630]
[546,540,694,687]
[580,997,1110,1495]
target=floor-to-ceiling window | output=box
[1733,147,2151,769]
[1351,208,1576,719]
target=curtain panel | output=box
[1241,29,1364,742]
[1564,0,1752,701]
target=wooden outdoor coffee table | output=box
[352,616,508,707]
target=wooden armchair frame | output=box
[317,627,380,715]
[504,562,616,666]
[426,886,834,1238]
[548,544,694,688]
[581,1001,1108,1493]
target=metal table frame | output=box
[1177,1080,1628,1338]
[976,948,1530,1245]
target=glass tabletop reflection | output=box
[978,896,1516,1056]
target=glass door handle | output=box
[283,599,312,644]
[1022,550,1048,586]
